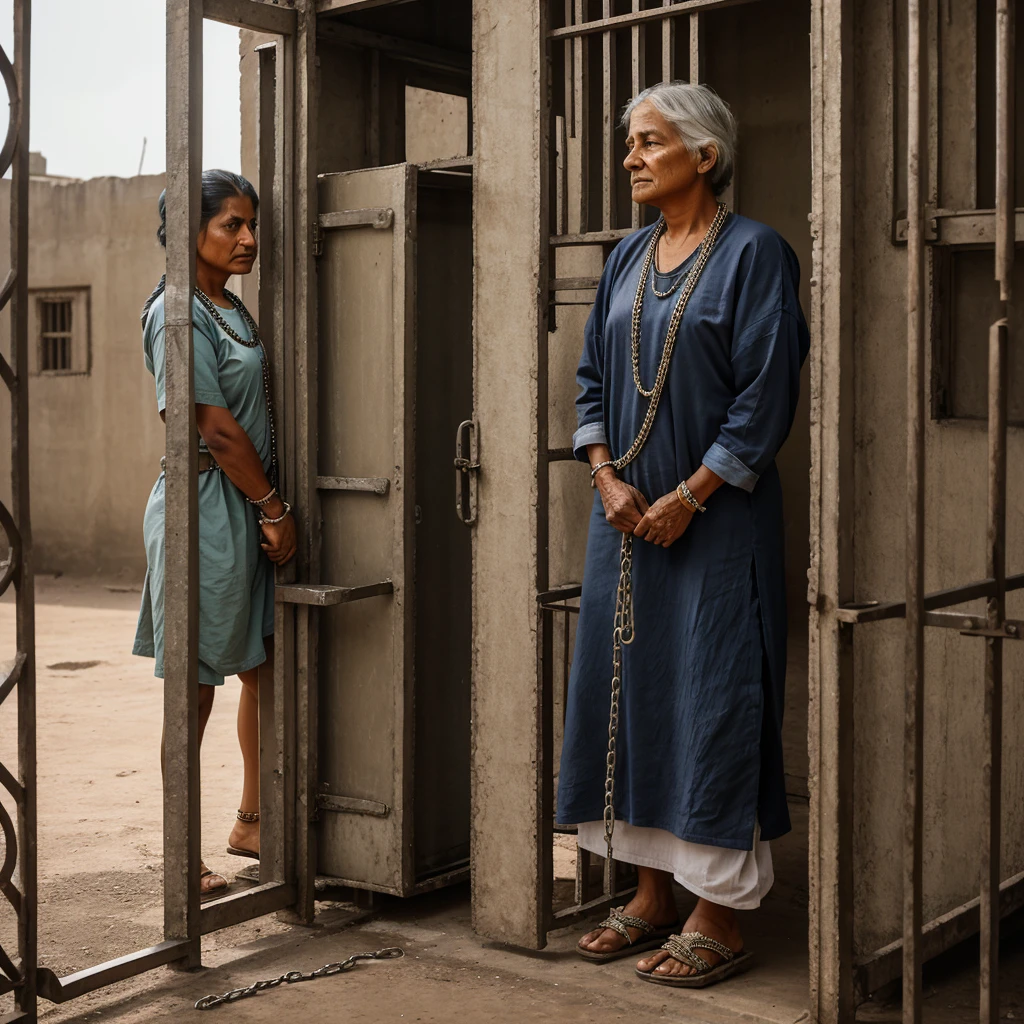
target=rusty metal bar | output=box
[564,0,574,136]
[661,0,675,81]
[688,12,702,83]
[630,1,644,230]
[556,115,568,236]
[255,39,287,891]
[982,5,1013,1020]
[36,941,191,1003]
[10,0,34,1016]
[904,0,927,1018]
[163,0,203,969]
[601,2,615,232]
[200,881,297,934]
[549,0,745,40]
[293,0,319,925]
[836,572,1024,624]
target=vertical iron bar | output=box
[256,42,286,887]
[565,0,575,138]
[163,0,203,968]
[904,0,926,1020]
[981,6,1013,1022]
[556,115,568,236]
[688,12,703,84]
[601,2,614,232]
[661,0,675,82]
[574,0,589,232]
[293,0,319,923]
[630,1,644,229]
[12,0,35,1016]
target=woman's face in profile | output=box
[623,100,716,207]
[197,194,258,277]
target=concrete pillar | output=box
[470,0,549,948]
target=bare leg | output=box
[577,866,678,953]
[227,639,272,856]
[636,896,744,977]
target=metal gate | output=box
[0,1,36,1018]
[1,2,322,1018]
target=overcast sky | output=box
[0,0,241,180]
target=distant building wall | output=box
[0,173,168,577]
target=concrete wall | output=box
[0,174,168,578]
[851,0,1024,957]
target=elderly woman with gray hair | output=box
[558,82,809,987]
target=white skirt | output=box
[575,820,773,911]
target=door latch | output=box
[454,419,480,525]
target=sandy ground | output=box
[0,576,1019,1024]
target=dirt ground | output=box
[0,576,1020,1024]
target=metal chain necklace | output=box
[194,947,405,1010]
[651,264,690,299]
[194,286,279,490]
[601,204,728,878]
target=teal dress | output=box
[133,292,275,686]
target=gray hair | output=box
[620,82,736,197]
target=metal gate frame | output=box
[1,1,323,1018]
[809,0,1020,1022]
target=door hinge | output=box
[312,219,324,258]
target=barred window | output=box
[32,288,90,375]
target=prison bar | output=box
[630,1,644,230]
[903,0,926,1017]
[661,0,675,80]
[548,0,747,40]
[981,4,1014,1020]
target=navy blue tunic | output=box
[556,213,809,851]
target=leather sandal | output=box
[635,931,754,987]
[226,809,260,861]
[200,867,228,902]
[576,906,681,963]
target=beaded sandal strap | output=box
[660,932,737,974]
[596,906,655,944]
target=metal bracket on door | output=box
[454,419,480,525]
[313,207,395,256]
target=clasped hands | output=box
[595,471,693,548]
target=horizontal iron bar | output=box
[549,0,747,39]
[317,19,470,74]
[319,208,394,231]
[893,207,1024,245]
[540,602,582,614]
[552,886,639,922]
[854,869,1024,1000]
[204,0,296,34]
[36,940,191,1003]
[924,611,1023,637]
[275,581,394,607]
[538,584,583,604]
[317,475,390,495]
[550,229,632,247]
[201,881,296,936]
[412,864,470,895]
[546,447,576,461]
[0,1012,31,1024]
[836,572,1024,624]
[317,793,390,817]
[550,276,601,291]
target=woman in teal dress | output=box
[133,170,296,894]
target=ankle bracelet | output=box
[236,809,260,823]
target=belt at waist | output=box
[160,452,219,474]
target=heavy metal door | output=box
[315,164,416,893]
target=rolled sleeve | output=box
[572,421,608,462]
[702,441,759,493]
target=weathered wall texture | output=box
[0,173,168,577]
[851,0,1024,957]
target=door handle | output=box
[454,419,480,525]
